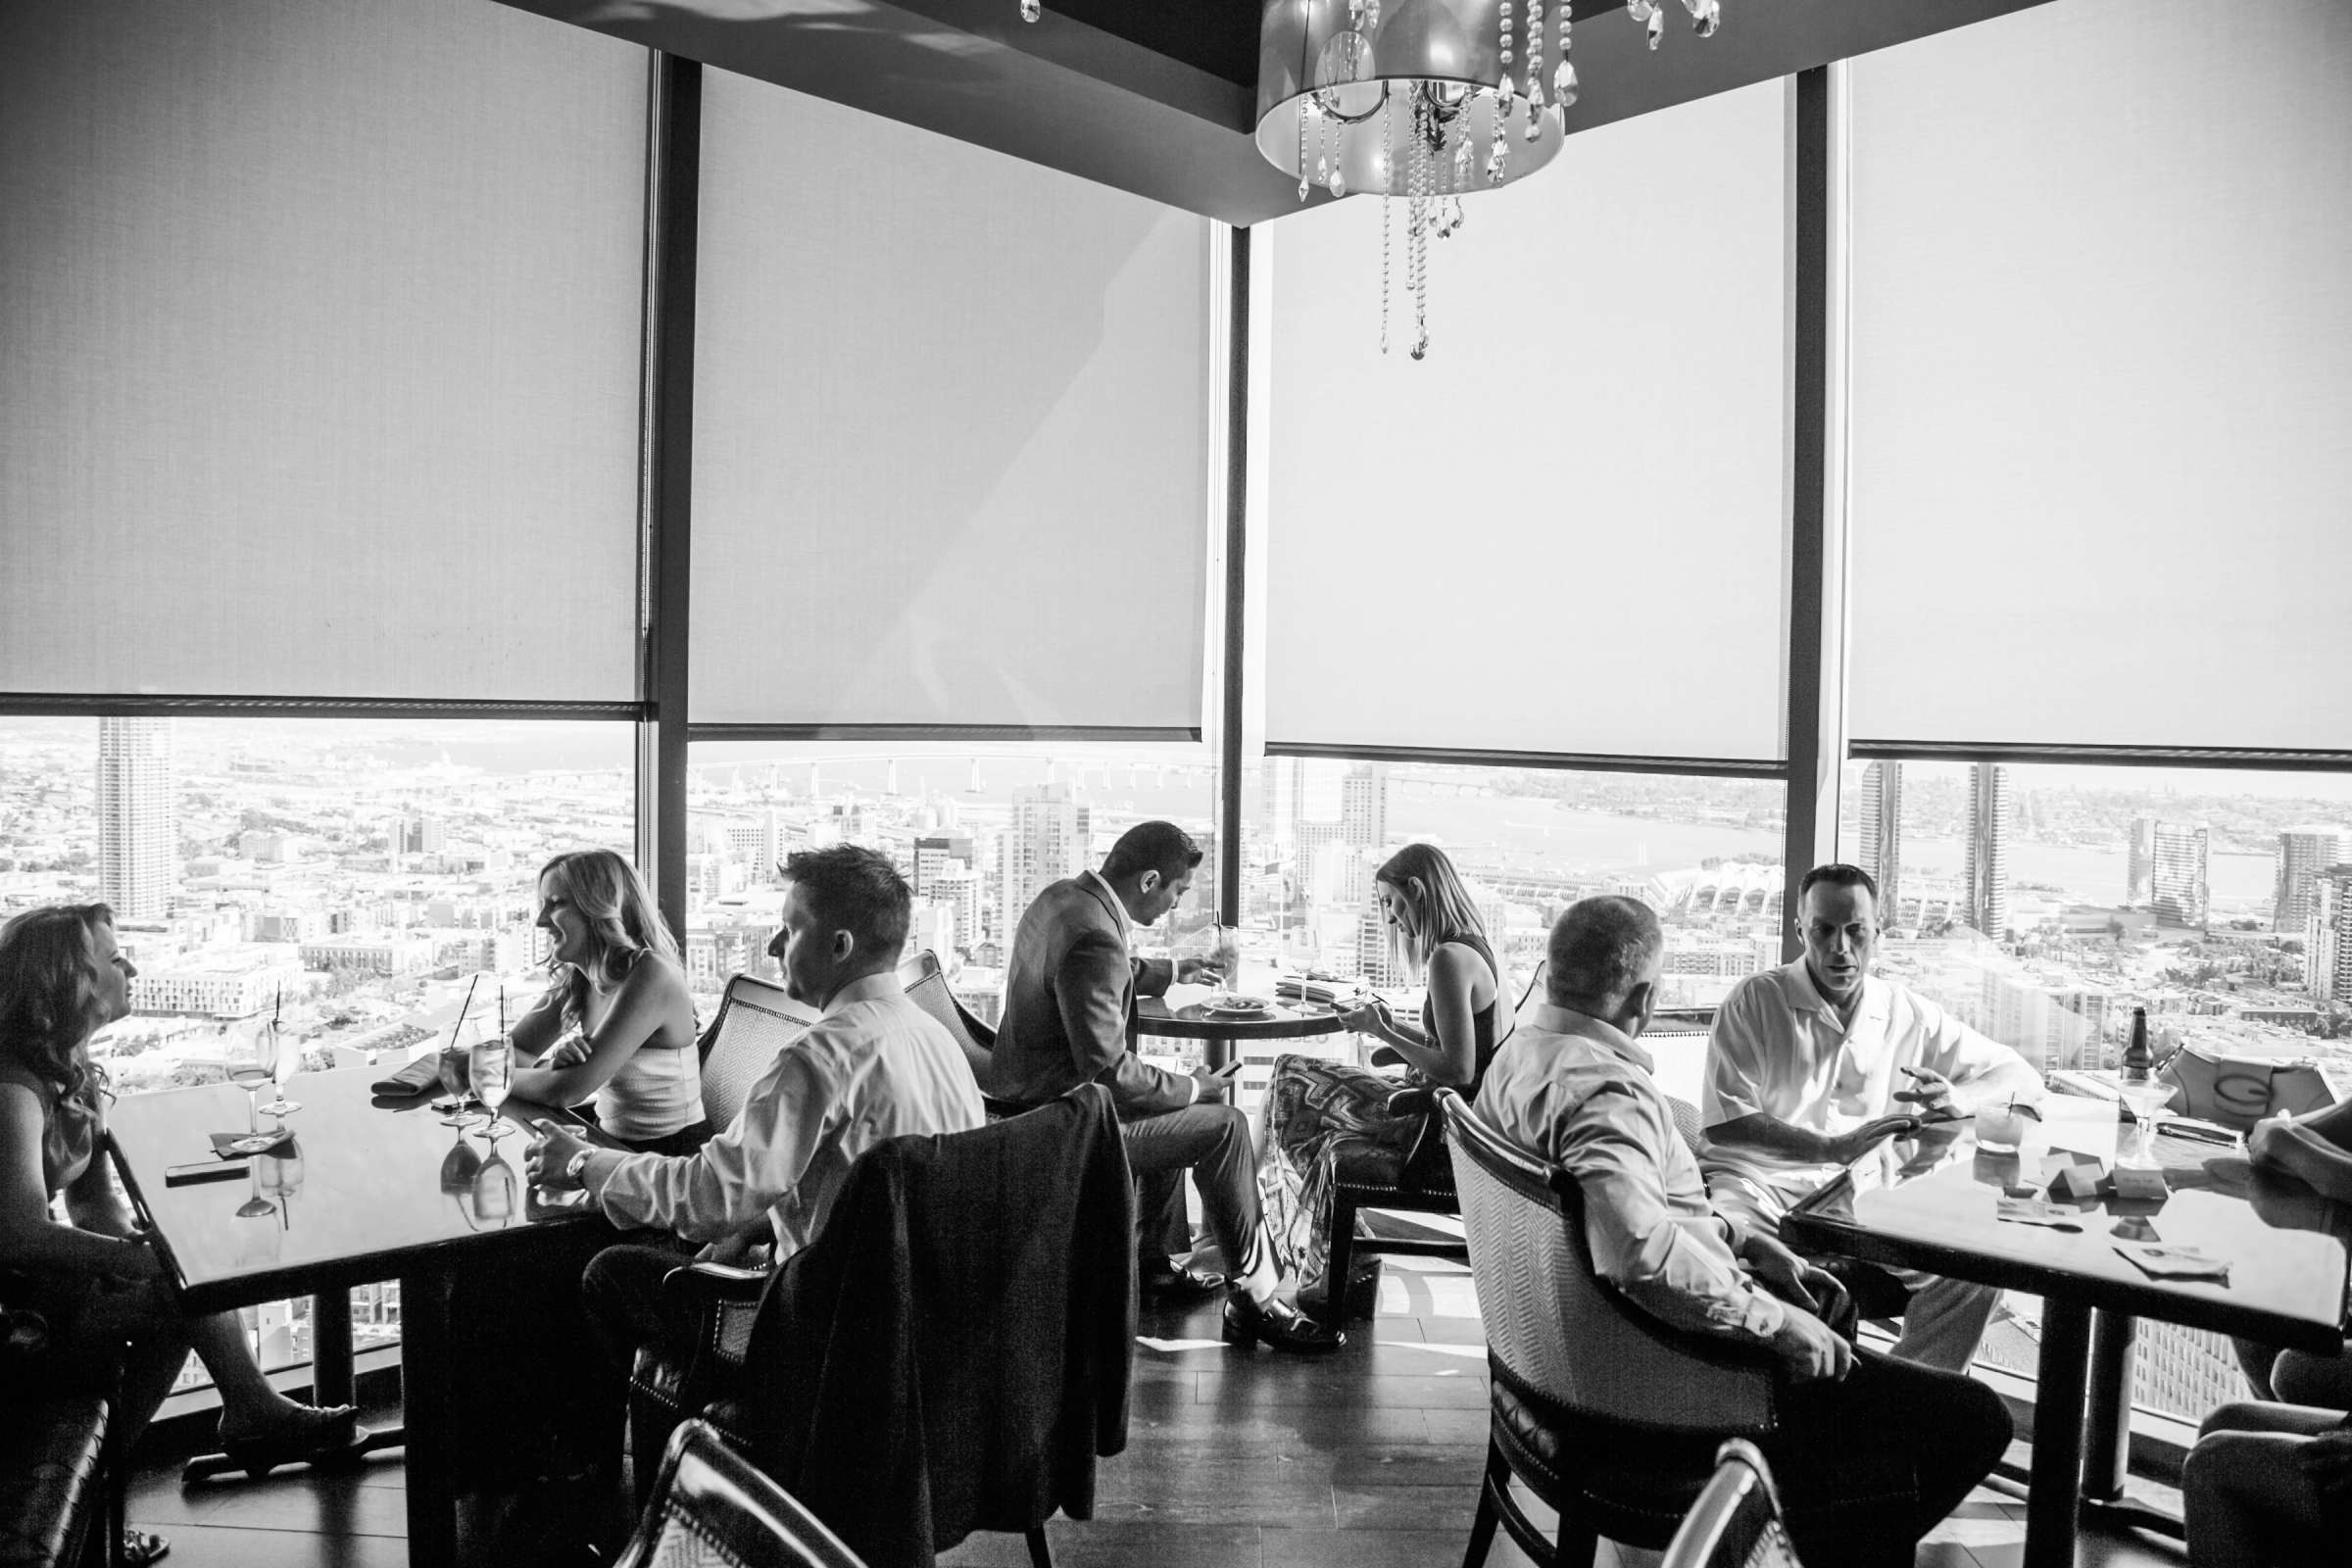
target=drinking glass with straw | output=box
[260,983,301,1120]
[438,976,484,1128]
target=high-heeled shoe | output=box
[1221,1294,1345,1354]
[216,1404,364,1480]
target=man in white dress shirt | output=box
[533,844,985,1371]
[1699,862,2044,1371]
[1477,896,2010,1566]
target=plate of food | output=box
[1201,993,1273,1018]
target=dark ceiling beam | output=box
[500,0,2056,225]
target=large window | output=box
[0,714,636,1387]
[682,741,1221,1023]
[1839,756,2352,1422]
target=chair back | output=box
[614,1417,870,1568]
[1659,1439,1803,1568]
[698,973,820,1133]
[897,948,1000,1098]
[1440,1091,1777,1436]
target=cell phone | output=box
[1209,1059,1245,1079]
[166,1159,250,1186]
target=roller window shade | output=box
[1847,0,2352,751]
[0,0,648,703]
[688,70,1214,733]
[1261,81,1789,763]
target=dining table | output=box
[1782,1108,2352,1568]
[106,1063,626,1568]
[1134,991,1346,1071]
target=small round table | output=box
[1134,997,1347,1071]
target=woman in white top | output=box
[509,851,709,1154]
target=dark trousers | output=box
[580,1238,701,1380]
[1760,1349,2012,1568]
[1121,1102,1265,1282]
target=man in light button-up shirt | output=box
[534,846,984,1375]
[1476,898,2010,1561]
[1700,863,2043,1371]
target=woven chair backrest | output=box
[617,1419,870,1568]
[897,949,998,1097]
[699,973,818,1134]
[1441,1092,1776,1436]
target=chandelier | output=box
[1253,0,1725,358]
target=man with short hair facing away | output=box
[994,819,1340,1353]
[1476,897,2010,1566]
[1699,862,2043,1372]
[534,844,986,1369]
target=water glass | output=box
[1212,925,1243,986]
[260,1023,302,1119]
[1973,1102,2029,1153]
[471,1034,514,1142]
[437,1044,480,1128]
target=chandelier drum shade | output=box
[1254,0,1565,201]
[1255,0,1724,356]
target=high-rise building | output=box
[398,815,445,856]
[2308,865,2352,1004]
[97,716,176,920]
[2126,813,2157,905]
[1341,763,1389,853]
[1964,762,2010,940]
[2276,827,2346,933]
[1000,785,1090,944]
[928,868,984,956]
[911,834,975,897]
[1856,761,1902,919]
[2150,820,2210,929]
[1294,760,1348,858]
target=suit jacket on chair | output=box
[993,874,1191,1119]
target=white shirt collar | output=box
[1529,1002,1656,1077]
[1084,868,1134,947]
[819,970,903,1019]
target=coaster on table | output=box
[207,1130,293,1159]
[1996,1198,2083,1231]
[2112,1240,2230,1282]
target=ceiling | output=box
[500,0,2054,224]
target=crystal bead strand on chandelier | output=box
[1555,4,1578,116]
[1524,0,1545,138]
[1380,92,1395,355]
[1489,2,1513,183]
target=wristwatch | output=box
[564,1148,594,1185]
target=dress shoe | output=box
[1140,1259,1228,1299]
[1221,1294,1346,1354]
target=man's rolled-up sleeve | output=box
[1557,1086,1786,1347]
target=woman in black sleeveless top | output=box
[1257,844,1507,1318]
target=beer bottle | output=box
[2122,1005,2152,1082]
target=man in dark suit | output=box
[996,820,1341,1352]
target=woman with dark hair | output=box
[0,905,357,1564]
[508,849,709,1154]
[1256,842,1507,1317]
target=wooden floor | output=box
[126,1255,2194,1568]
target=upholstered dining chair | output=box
[896,949,1024,1117]
[695,971,820,1133]
[1441,1090,1785,1568]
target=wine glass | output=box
[259,1022,302,1120]
[2116,1079,2175,1168]
[470,1152,518,1227]
[470,1033,514,1142]
[223,1019,283,1154]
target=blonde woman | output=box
[1257,843,1505,1319]
[1,906,358,1563]
[509,850,709,1155]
